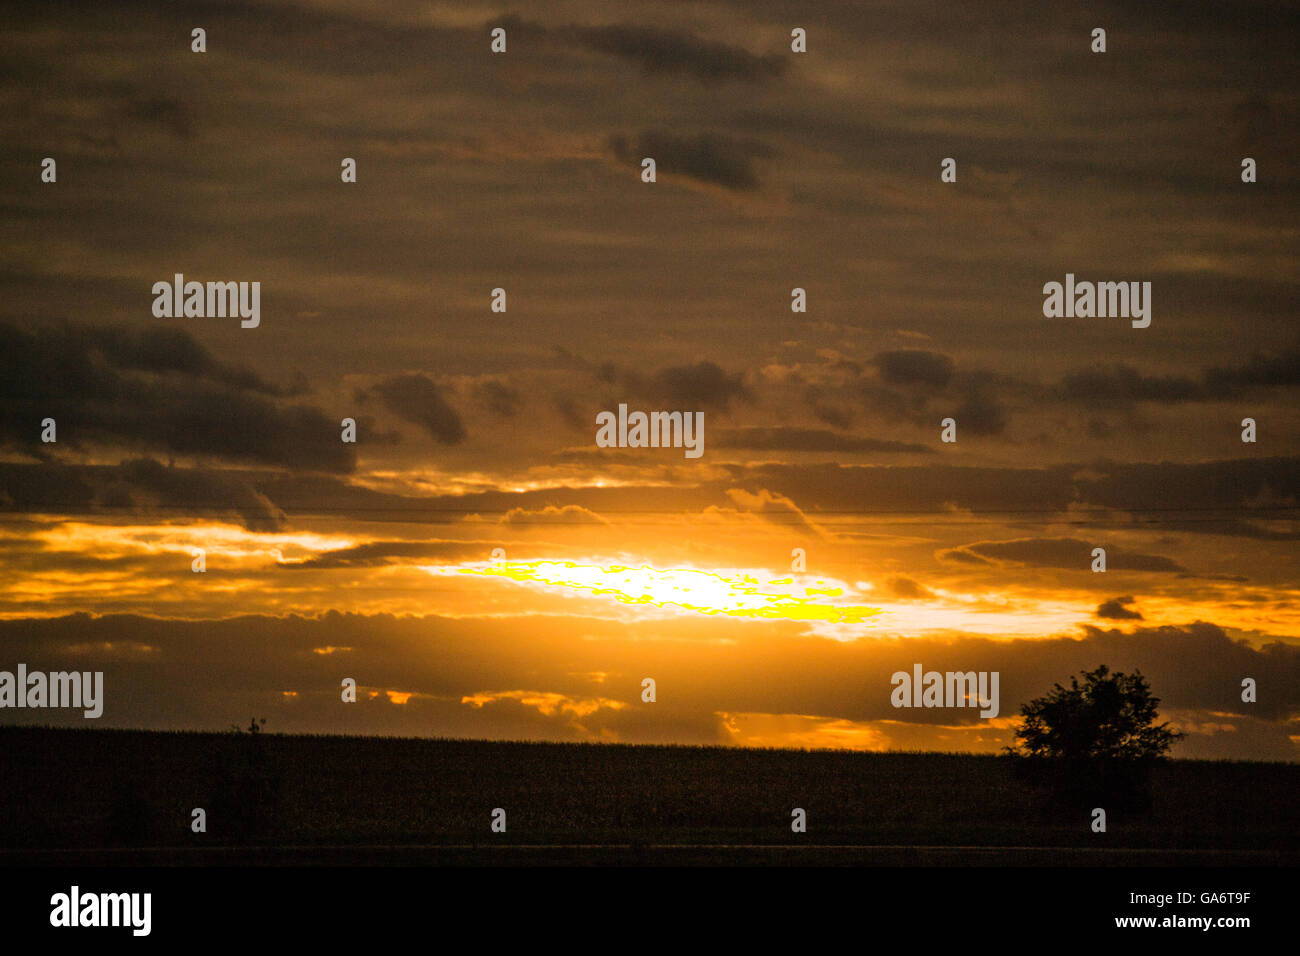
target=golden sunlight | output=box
[436,560,884,623]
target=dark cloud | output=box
[550,394,586,430]
[1076,457,1299,516]
[1097,595,1144,620]
[885,576,933,600]
[855,354,1009,435]
[951,383,1007,436]
[854,380,923,421]
[725,457,1294,533]
[121,96,193,139]
[1059,365,1207,406]
[609,130,774,191]
[1226,93,1275,152]
[808,401,853,430]
[253,471,721,522]
[938,537,1187,573]
[850,345,1299,436]
[595,360,754,412]
[0,459,285,532]
[0,462,96,513]
[1162,519,1299,542]
[723,488,819,536]
[1057,348,1300,408]
[365,374,466,445]
[714,427,931,455]
[144,386,355,473]
[279,539,495,569]
[489,16,786,86]
[874,350,955,389]
[157,457,1295,537]
[647,361,750,410]
[1204,348,1300,393]
[569,23,786,83]
[255,471,473,525]
[0,322,353,473]
[114,457,286,532]
[473,380,521,418]
[85,324,284,394]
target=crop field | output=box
[2,727,1296,865]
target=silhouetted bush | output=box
[1006,665,1183,811]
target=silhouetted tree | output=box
[1006,665,1183,810]
[1009,665,1182,761]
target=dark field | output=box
[2,727,1296,865]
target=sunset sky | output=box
[1,0,1297,759]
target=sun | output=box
[430,559,883,624]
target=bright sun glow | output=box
[433,560,883,623]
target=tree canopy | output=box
[1008,665,1182,761]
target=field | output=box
[2,727,1296,865]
